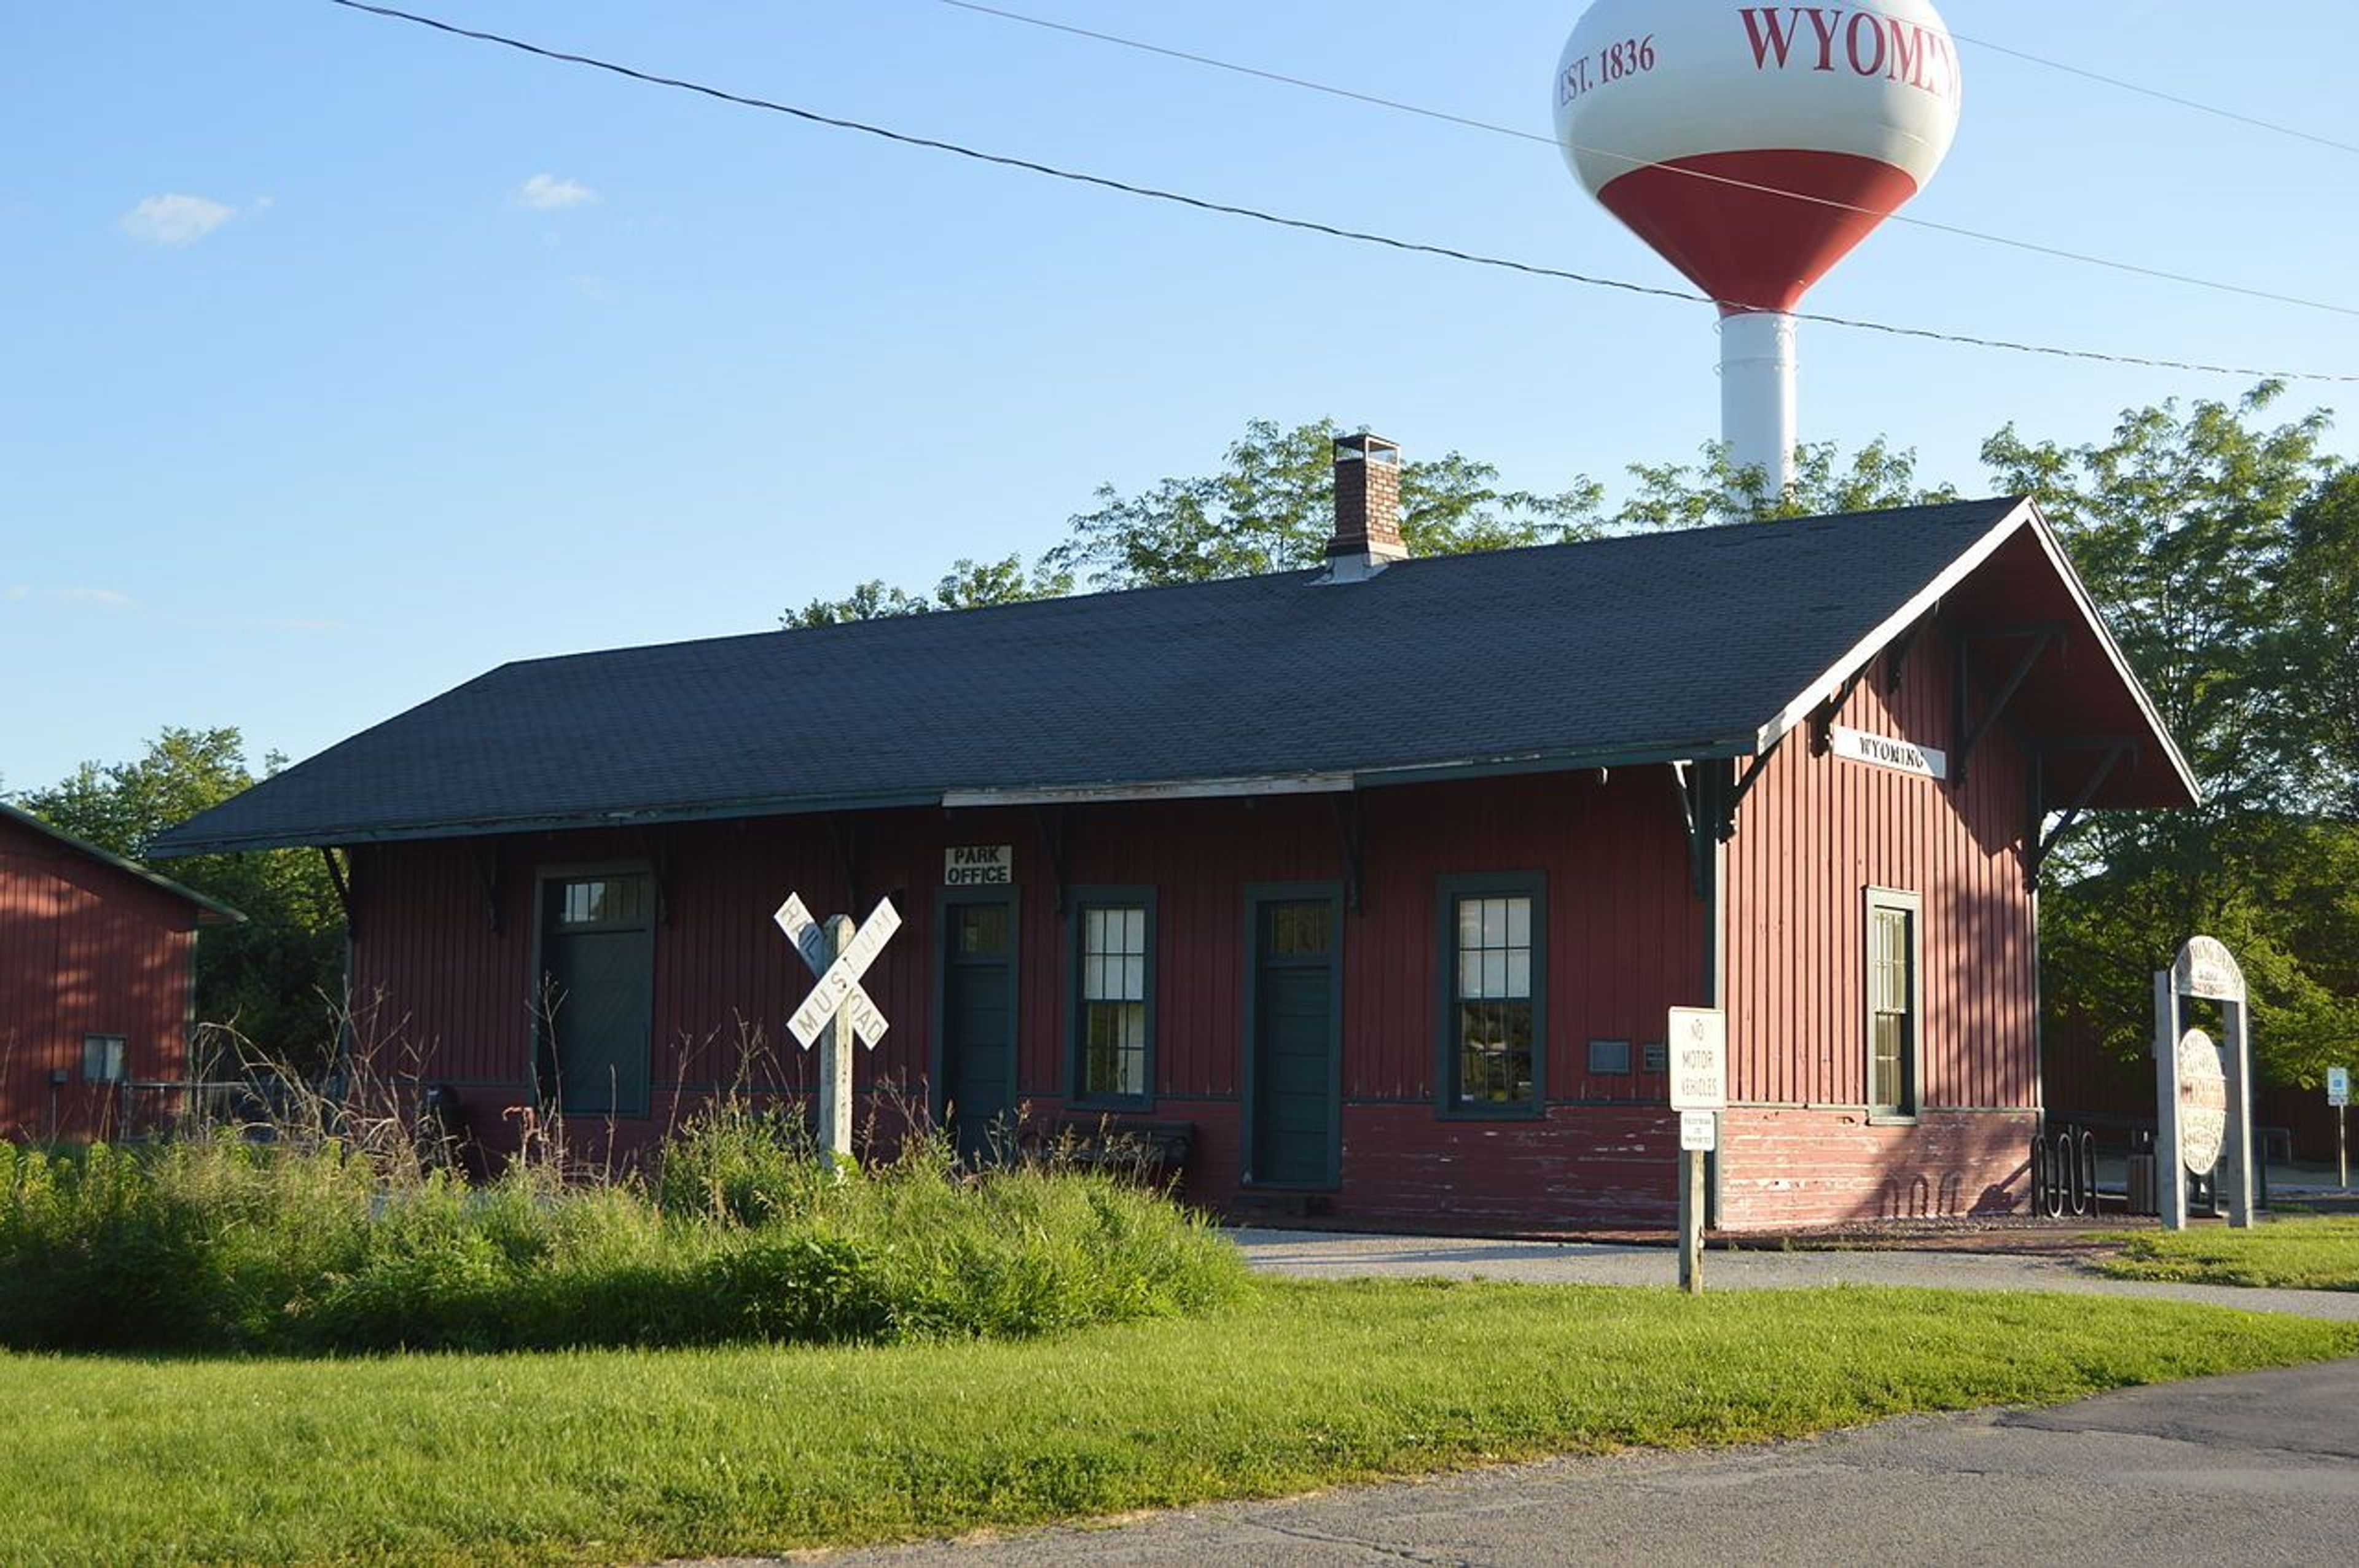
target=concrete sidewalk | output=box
[1232,1227,2359,1320]
[804,1357,2359,1566]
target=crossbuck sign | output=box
[775,893,901,1050]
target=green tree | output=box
[1985,385,2357,1086]
[1618,436,1957,530]
[19,728,345,1072]
[783,554,1074,629]
[781,418,1605,623]
[1049,417,1603,589]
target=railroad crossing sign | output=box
[775,893,899,1050]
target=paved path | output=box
[1233,1227,2359,1320]
[802,1358,2359,1566]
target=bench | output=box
[1024,1117,1195,1187]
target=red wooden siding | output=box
[343,706,2047,1231]
[0,813,201,1140]
[348,772,1703,1223]
[1721,631,2039,1224]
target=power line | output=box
[1942,28,2359,160]
[933,0,2359,323]
[322,1,2358,385]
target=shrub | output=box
[0,1113,1245,1354]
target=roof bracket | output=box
[471,840,503,935]
[647,828,674,929]
[826,814,861,911]
[319,847,355,942]
[1672,762,1707,900]
[1031,805,1068,916]
[1721,735,1783,843]
[1954,625,2064,787]
[2027,740,2127,886]
[1885,611,1934,694]
[1812,665,1872,756]
[1329,793,1365,916]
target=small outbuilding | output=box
[1,800,242,1141]
[153,439,2195,1228]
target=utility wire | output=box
[323,1,2359,385]
[934,0,2359,322]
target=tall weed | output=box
[0,1106,1244,1354]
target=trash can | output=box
[2126,1153,2156,1216]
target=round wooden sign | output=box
[2177,1028,2228,1175]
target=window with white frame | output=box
[1866,889,1922,1117]
[1076,899,1151,1101]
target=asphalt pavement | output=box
[797,1357,2359,1566]
[1228,1227,2359,1320]
[741,1233,2359,1566]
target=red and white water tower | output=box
[1554,1,1963,491]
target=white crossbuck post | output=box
[774,893,901,1168]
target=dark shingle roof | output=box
[154,499,2032,855]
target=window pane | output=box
[1452,889,1538,1106]
[958,903,1010,955]
[1081,904,1151,1095]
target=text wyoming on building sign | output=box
[1830,724,1949,781]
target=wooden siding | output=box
[0,813,200,1140]
[348,772,1705,1223]
[1721,631,2040,1226]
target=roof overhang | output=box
[1750,499,2200,811]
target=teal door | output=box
[1247,892,1340,1187]
[537,872,654,1118]
[940,897,1018,1163]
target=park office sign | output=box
[944,844,1013,886]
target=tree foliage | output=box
[782,418,1605,623]
[18,728,345,1072]
[782,554,1076,630]
[1985,385,2359,1086]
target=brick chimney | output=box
[1323,432,1407,582]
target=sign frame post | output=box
[1668,1007,1727,1296]
[820,913,856,1171]
[2155,937,2255,1231]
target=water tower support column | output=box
[1718,310,1798,497]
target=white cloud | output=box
[516,173,597,211]
[2,586,136,609]
[119,193,235,247]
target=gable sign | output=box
[944,844,1013,886]
[1831,725,1949,782]
[2173,935,2247,1004]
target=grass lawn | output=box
[2101,1215,2359,1290]
[2,1279,2352,1566]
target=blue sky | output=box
[6,1,2356,793]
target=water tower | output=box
[1554,1,1962,492]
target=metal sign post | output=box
[2154,937,2255,1230]
[2330,1067,2350,1192]
[1668,1007,1727,1295]
[775,892,900,1171]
